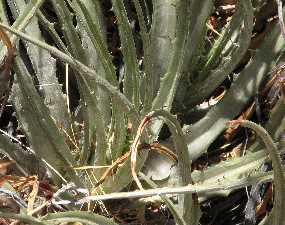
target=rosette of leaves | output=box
[0,0,285,224]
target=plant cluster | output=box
[0,0,285,224]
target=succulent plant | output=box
[0,0,285,224]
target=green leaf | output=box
[8,0,71,131]
[12,57,82,186]
[112,0,141,109]
[44,211,118,225]
[183,15,285,160]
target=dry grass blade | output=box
[0,160,15,175]
[0,27,14,62]
[27,177,39,215]
[93,142,177,189]
[129,113,180,190]
[262,63,285,95]
[149,142,178,163]
[94,150,131,188]
[130,116,151,190]
[0,175,37,191]
[224,101,255,141]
